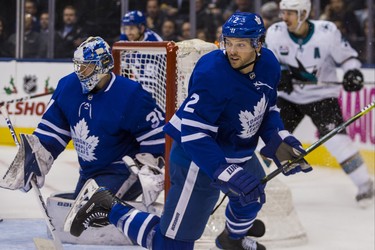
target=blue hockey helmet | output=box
[122,10,146,26]
[222,12,265,39]
[73,36,114,94]
[221,12,265,49]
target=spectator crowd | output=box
[0,0,372,63]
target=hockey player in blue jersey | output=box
[66,13,312,250]
[1,36,165,202]
[120,10,163,42]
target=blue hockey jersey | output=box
[34,72,165,178]
[120,29,163,41]
[163,48,284,178]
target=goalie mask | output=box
[221,12,266,51]
[73,36,114,94]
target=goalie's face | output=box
[73,59,102,93]
[224,37,259,73]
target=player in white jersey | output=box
[1,37,165,203]
[265,0,374,206]
[120,10,163,42]
[66,13,312,250]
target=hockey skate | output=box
[69,187,122,237]
[356,179,374,208]
[215,220,266,250]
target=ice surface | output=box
[0,146,374,250]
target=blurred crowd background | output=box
[0,0,373,64]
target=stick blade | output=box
[33,237,59,250]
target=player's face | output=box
[123,25,142,41]
[225,37,257,72]
[280,10,299,32]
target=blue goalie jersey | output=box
[163,49,284,178]
[34,72,165,178]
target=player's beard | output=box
[228,52,257,72]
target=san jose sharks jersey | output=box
[266,20,361,104]
[34,72,165,178]
[163,49,284,178]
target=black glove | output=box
[343,69,364,92]
[278,70,294,94]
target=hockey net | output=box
[112,39,307,248]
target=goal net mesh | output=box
[112,39,307,249]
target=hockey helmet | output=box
[73,36,114,94]
[279,0,311,22]
[122,10,146,26]
[221,12,265,49]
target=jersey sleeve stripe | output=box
[140,138,165,146]
[269,104,280,113]
[34,128,68,147]
[136,126,164,141]
[181,118,218,132]
[225,155,253,164]
[168,114,181,131]
[181,132,209,143]
[40,119,71,136]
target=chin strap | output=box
[230,51,261,72]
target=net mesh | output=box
[119,47,168,112]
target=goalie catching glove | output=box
[213,164,266,206]
[123,153,164,207]
[0,134,53,192]
[260,130,312,176]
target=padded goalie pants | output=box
[159,142,265,241]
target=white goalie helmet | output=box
[279,0,311,30]
[73,36,114,94]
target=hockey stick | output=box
[0,106,64,250]
[262,100,375,184]
[0,90,54,107]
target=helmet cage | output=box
[73,36,114,94]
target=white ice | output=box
[0,145,374,250]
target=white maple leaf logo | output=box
[71,118,99,162]
[238,95,268,139]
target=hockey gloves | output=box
[123,153,165,207]
[0,134,54,192]
[213,164,266,206]
[278,70,294,94]
[260,130,312,176]
[343,69,364,92]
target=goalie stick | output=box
[262,100,375,184]
[0,105,64,250]
[0,90,54,107]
